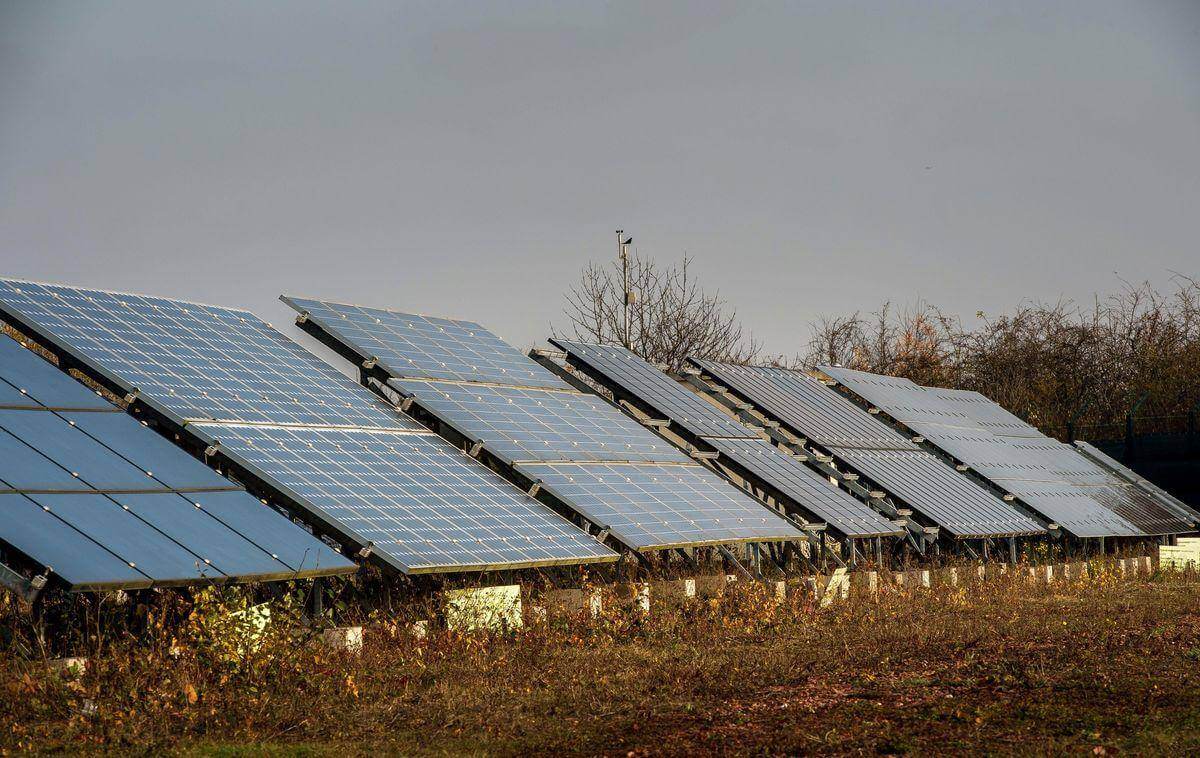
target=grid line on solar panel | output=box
[0,335,356,588]
[280,298,806,548]
[692,360,1046,538]
[284,296,570,389]
[818,366,1148,538]
[515,461,803,549]
[550,340,756,439]
[188,422,617,573]
[702,437,902,537]
[0,280,407,428]
[391,378,691,465]
[0,282,618,574]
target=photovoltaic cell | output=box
[284,296,569,389]
[818,365,1152,538]
[0,280,618,574]
[690,360,1046,538]
[0,335,356,590]
[282,297,805,550]
[391,379,689,465]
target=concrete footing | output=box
[542,588,603,619]
[651,578,696,609]
[615,582,651,614]
[48,657,88,678]
[321,626,363,655]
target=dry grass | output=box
[3,569,1200,756]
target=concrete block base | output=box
[321,626,363,655]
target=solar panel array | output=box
[0,280,618,574]
[820,366,1189,538]
[0,335,356,591]
[550,340,902,539]
[284,297,804,550]
[932,387,1195,535]
[690,360,1046,539]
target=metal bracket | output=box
[0,561,43,603]
[295,311,310,325]
[526,482,541,498]
[123,388,140,404]
[204,442,220,457]
[690,449,719,460]
[361,356,378,370]
[468,441,484,458]
[356,542,374,559]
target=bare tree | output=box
[557,253,759,372]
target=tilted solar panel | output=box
[390,379,689,465]
[703,437,902,537]
[284,297,569,389]
[282,296,806,550]
[934,387,1194,535]
[518,462,800,549]
[549,341,900,539]
[691,360,1045,539]
[550,340,754,439]
[0,280,618,574]
[1074,440,1200,522]
[818,365,1148,538]
[0,335,356,591]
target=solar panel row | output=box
[549,340,903,539]
[283,297,806,551]
[819,365,1192,538]
[685,360,1046,539]
[0,334,356,590]
[0,280,619,574]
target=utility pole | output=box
[616,230,633,348]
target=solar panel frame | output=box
[1074,440,1200,522]
[283,297,806,550]
[0,281,618,575]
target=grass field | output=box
[3,568,1199,756]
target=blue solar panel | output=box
[391,378,690,465]
[551,340,754,438]
[0,335,356,589]
[548,342,902,539]
[0,280,402,428]
[518,462,802,549]
[819,366,1150,538]
[188,422,616,573]
[284,296,569,389]
[282,297,806,550]
[0,282,617,574]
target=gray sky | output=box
[2,1,1198,361]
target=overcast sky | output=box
[2,1,1198,360]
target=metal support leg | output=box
[1009,537,1018,565]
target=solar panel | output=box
[191,422,616,572]
[702,437,902,537]
[550,340,753,439]
[690,360,1046,539]
[1074,440,1200,522]
[933,388,1194,535]
[0,335,356,591]
[818,365,1149,538]
[548,342,901,539]
[0,280,402,428]
[284,296,569,389]
[282,296,806,550]
[390,379,689,465]
[0,280,618,574]
[518,462,802,549]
